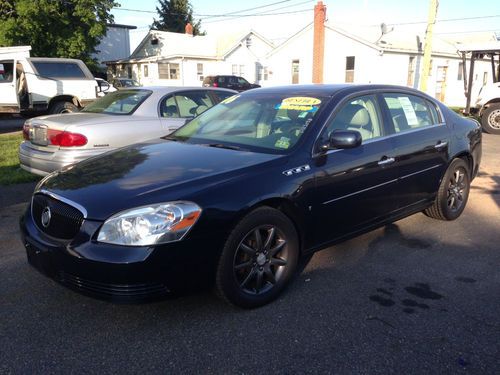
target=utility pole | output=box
[419,0,439,92]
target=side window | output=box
[324,95,383,141]
[160,96,180,118]
[0,61,14,82]
[213,91,235,102]
[173,91,214,118]
[382,94,440,133]
[32,62,86,78]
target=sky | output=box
[111,0,500,50]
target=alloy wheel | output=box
[488,109,500,130]
[447,167,467,212]
[233,225,289,295]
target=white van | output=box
[0,57,98,115]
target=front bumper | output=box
[18,141,109,176]
[20,204,222,303]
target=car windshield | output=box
[82,89,151,115]
[170,93,326,153]
[120,79,140,87]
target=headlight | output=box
[97,201,202,246]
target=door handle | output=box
[434,141,448,150]
[378,157,395,166]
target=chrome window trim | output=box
[34,189,88,218]
[312,88,447,158]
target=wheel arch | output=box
[449,151,474,178]
[48,95,82,109]
[479,99,500,116]
[246,197,308,255]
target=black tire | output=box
[216,207,299,308]
[481,103,500,135]
[424,158,470,221]
[49,101,79,114]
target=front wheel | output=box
[481,103,500,135]
[424,158,470,221]
[216,207,299,308]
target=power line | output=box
[202,0,292,19]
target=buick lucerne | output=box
[20,84,482,308]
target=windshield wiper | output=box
[205,143,242,151]
[162,135,179,141]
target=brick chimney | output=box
[312,1,326,83]
[185,23,193,36]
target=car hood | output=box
[39,139,285,220]
[28,113,154,128]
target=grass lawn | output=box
[0,132,40,185]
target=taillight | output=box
[22,123,30,140]
[48,129,87,147]
[213,82,218,87]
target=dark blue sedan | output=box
[20,84,482,308]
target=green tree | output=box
[152,0,204,35]
[0,0,117,72]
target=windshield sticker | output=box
[221,95,240,105]
[275,136,291,149]
[398,96,419,126]
[275,96,321,112]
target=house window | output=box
[345,56,355,83]
[258,66,269,81]
[483,72,488,85]
[144,64,149,78]
[457,62,463,80]
[158,62,180,80]
[407,56,415,86]
[239,65,245,76]
[232,64,238,75]
[127,65,132,78]
[246,37,252,48]
[197,63,203,80]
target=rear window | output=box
[32,62,86,79]
[82,89,152,115]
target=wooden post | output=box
[419,0,439,92]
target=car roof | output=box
[243,84,432,98]
[127,86,237,94]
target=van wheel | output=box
[424,159,470,221]
[216,207,299,308]
[481,103,500,134]
[50,101,79,114]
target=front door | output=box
[312,94,399,247]
[0,60,19,113]
[379,92,450,209]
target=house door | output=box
[291,59,299,84]
[435,66,448,102]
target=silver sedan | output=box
[19,86,236,175]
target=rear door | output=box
[379,92,450,209]
[0,60,19,113]
[312,94,400,246]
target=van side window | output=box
[32,62,86,79]
[0,61,14,82]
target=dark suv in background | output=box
[202,75,260,92]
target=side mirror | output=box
[322,130,362,150]
[101,81,110,92]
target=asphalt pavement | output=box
[0,134,499,374]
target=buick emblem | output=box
[41,207,51,228]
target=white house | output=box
[105,25,274,86]
[263,2,497,107]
